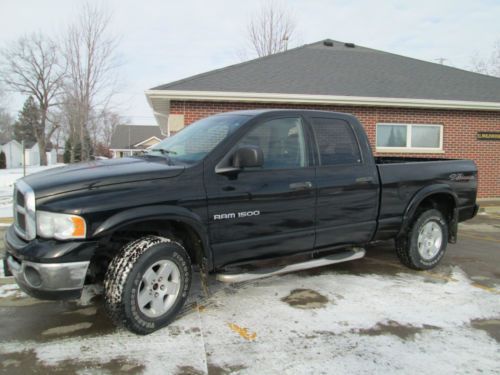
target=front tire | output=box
[396,209,448,270]
[104,235,192,335]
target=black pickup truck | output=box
[4,109,478,334]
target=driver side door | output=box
[204,115,316,268]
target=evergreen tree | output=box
[73,140,82,162]
[13,96,39,144]
[63,139,72,163]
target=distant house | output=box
[0,140,57,169]
[109,125,166,158]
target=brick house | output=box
[146,39,500,197]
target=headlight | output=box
[36,211,87,240]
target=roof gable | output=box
[133,136,162,148]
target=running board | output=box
[216,247,366,283]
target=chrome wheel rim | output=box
[417,221,443,260]
[137,260,181,318]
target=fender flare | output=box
[92,205,213,269]
[398,184,459,242]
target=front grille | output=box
[13,186,27,236]
[16,211,26,231]
[13,181,36,240]
[16,189,25,207]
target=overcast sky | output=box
[1,0,499,124]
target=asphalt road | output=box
[0,212,499,374]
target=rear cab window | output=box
[310,117,362,166]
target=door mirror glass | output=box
[232,146,264,168]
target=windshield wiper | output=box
[150,148,177,155]
[143,148,178,165]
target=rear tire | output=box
[396,209,448,270]
[104,235,192,335]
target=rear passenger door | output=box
[307,116,379,248]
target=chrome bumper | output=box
[7,254,89,293]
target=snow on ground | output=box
[0,283,25,299]
[0,165,64,218]
[0,266,499,374]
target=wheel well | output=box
[88,220,205,283]
[415,193,456,224]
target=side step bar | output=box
[216,247,366,283]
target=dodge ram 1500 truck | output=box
[4,109,478,334]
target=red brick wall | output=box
[170,100,500,198]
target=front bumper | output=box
[4,225,97,300]
[5,254,89,299]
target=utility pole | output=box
[283,36,289,51]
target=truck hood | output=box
[22,157,185,198]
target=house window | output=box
[376,123,443,152]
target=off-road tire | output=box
[104,235,192,335]
[396,209,448,270]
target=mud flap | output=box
[449,207,458,244]
[200,257,210,297]
[3,257,13,277]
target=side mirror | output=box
[232,146,264,169]
[215,145,264,175]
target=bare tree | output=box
[0,33,65,165]
[63,2,120,161]
[0,87,14,143]
[247,1,296,58]
[99,110,120,148]
[0,110,13,144]
[470,39,500,77]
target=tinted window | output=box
[311,118,361,165]
[238,117,308,169]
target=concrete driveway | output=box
[0,211,499,374]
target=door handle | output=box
[289,181,313,191]
[355,176,374,184]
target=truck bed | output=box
[374,157,478,241]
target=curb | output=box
[479,206,500,215]
[477,199,500,214]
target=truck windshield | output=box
[147,114,249,165]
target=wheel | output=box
[396,209,448,270]
[104,235,192,335]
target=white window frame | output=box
[376,123,444,153]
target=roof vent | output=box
[345,42,355,48]
[323,39,334,47]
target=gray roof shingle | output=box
[110,125,164,149]
[152,39,500,103]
